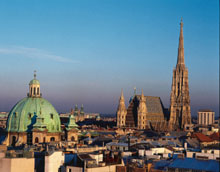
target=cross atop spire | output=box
[34,70,37,79]
[134,86,136,95]
[177,18,185,66]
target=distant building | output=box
[117,89,168,131]
[0,112,8,129]
[198,109,215,125]
[60,105,100,123]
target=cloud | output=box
[0,46,79,63]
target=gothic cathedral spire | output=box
[169,19,191,130]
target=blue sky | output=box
[0,0,218,116]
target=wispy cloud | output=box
[0,46,79,63]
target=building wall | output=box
[67,131,78,142]
[198,111,215,125]
[45,151,64,172]
[0,157,34,172]
[66,164,123,172]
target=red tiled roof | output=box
[209,132,220,141]
[192,133,213,142]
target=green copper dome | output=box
[29,79,40,85]
[6,97,61,133]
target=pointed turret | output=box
[120,89,125,101]
[74,104,78,116]
[117,89,127,128]
[137,89,147,129]
[80,104,84,115]
[177,18,185,66]
[140,89,145,102]
[118,89,126,110]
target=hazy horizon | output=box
[0,0,219,116]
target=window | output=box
[35,137,39,143]
[51,114,53,119]
[69,169,72,172]
[34,87,36,95]
[50,137,55,141]
[71,136,75,141]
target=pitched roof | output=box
[168,158,219,172]
[209,132,220,141]
[192,133,213,142]
[136,95,164,114]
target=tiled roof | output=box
[168,158,219,172]
[209,132,220,141]
[136,95,164,114]
[192,133,213,142]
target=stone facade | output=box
[117,90,127,128]
[117,90,167,130]
[137,90,147,129]
[169,19,191,130]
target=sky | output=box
[0,0,218,116]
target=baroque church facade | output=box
[117,19,191,131]
[4,72,78,146]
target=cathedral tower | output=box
[117,89,127,128]
[169,19,191,130]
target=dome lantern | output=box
[28,71,41,97]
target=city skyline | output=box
[0,0,219,116]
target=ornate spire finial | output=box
[34,70,37,79]
[141,89,145,100]
[177,18,185,65]
[120,89,124,100]
[134,86,136,95]
[180,17,183,28]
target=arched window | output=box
[37,87,39,95]
[34,87,36,95]
[12,136,16,146]
[50,137,55,141]
[35,137,39,143]
[71,136,75,141]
